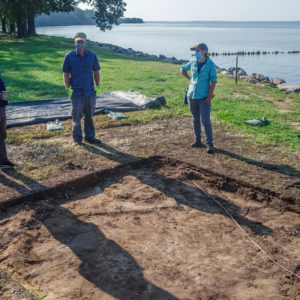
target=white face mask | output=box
[76,42,86,50]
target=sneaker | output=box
[207,146,214,154]
[0,160,15,169]
[191,140,202,148]
[84,138,101,144]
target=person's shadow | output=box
[216,148,300,178]
[34,204,178,300]
[0,168,46,200]
[0,142,273,299]
[83,142,272,236]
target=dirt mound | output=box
[0,157,299,299]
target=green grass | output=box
[1,35,300,151]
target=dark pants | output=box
[71,93,96,143]
[188,98,213,147]
[0,106,8,163]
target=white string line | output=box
[193,181,300,280]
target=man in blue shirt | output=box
[62,32,101,145]
[181,43,217,153]
[0,74,14,168]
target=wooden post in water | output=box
[235,56,238,84]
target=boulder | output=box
[277,83,300,94]
[216,68,227,73]
[228,67,247,76]
[269,78,286,86]
[221,70,229,75]
[239,75,249,81]
[245,74,259,84]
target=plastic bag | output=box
[244,116,269,126]
[105,110,128,120]
[47,119,65,131]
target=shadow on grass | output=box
[216,148,300,178]
[0,168,45,196]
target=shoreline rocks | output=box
[89,40,299,94]
[216,66,300,94]
[88,40,189,65]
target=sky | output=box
[78,0,300,22]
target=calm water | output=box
[37,22,300,84]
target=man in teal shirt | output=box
[181,43,217,153]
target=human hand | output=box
[66,87,73,99]
[94,85,100,95]
[205,96,212,106]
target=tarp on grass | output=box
[6,91,166,128]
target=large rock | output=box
[277,83,300,94]
[269,77,286,86]
[228,67,247,76]
[245,74,259,84]
[221,70,229,75]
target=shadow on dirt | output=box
[84,143,272,236]
[35,204,179,300]
[216,148,300,178]
[0,143,274,299]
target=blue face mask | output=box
[195,52,202,60]
[76,42,86,50]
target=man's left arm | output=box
[94,70,100,86]
[93,55,101,94]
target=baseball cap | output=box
[74,32,87,42]
[190,43,208,51]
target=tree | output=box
[81,0,126,31]
[0,0,127,37]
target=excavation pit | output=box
[0,157,299,300]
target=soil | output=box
[0,157,300,300]
[0,117,300,299]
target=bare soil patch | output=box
[290,122,300,131]
[0,157,299,300]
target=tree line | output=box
[0,0,126,38]
[35,7,143,27]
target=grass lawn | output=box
[0,35,299,153]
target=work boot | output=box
[0,160,15,169]
[207,145,214,154]
[191,140,202,148]
[84,137,102,144]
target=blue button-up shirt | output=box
[62,49,101,97]
[0,75,7,107]
[0,75,6,92]
[181,58,217,99]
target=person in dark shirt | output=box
[62,32,101,145]
[0,75,14,168]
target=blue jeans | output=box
[188,98,213,147]
[0,106,8,163]
[71,93,96,143]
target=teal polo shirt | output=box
[181,58,217,99]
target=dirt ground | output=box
[0,117,300,299]
[0,157,299,300]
